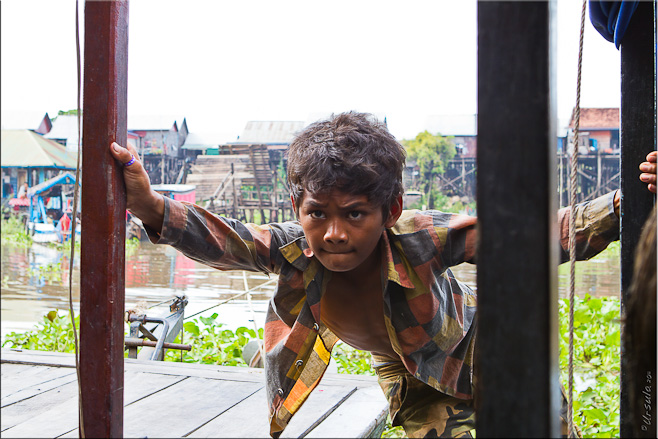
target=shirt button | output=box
[295,360,303,368]
[277,388,284,396]
[313,323,319,331]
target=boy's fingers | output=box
[647,151,657,162]
[111,142,140,167]
[639,161,657,173]
[111,142,130,160]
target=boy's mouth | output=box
[322,249,353,255]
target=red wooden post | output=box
[80,1,129,437]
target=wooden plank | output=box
[1,350,381,387]
[304,386,388,438]
[0,363,46,396]
[2,370,186,438]
[80,0,129,436]
[1,381,78,432]
[0,363,33,379]
[121,377,260,438]
[281,384,357,438]
[187,387,270,438]
[1,366,77,408]
[0,364,75,402]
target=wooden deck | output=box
[1,348,388,438]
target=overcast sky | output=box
[1,0,622,141]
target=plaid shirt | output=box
[150,190,619,437]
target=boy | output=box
[110,112,654,438]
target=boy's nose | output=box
[324,221,348,244]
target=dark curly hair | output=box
[287,112,406,220]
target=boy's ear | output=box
[384,196,403,228]
[290,195,298,218]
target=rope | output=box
[70,0,84,436]
[568,0,587,436]
[184,276,277,320]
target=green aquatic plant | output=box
[2,311,79,353]
[559,294,621,438]
[332,342,376,376]
[27,262,63,283]
[1,215,32,247]
[164,313,263,366]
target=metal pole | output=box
[619,2,656,436]
[80,1,129,437]
[476,1,560,436]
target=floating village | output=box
[1,1,655,438]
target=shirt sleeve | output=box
[143,196,304,274]
[557,191,620,263]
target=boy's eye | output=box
[348,211,363,219]
[309,210,325,219]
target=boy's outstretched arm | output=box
[109,142,165,233]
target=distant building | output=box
[423,114,478,158]
[1,129,77,198]
[225,120,307,169]
[42,114,81,151]
[128,115,187,157]
[128,115,189,185]
[568,107,620,154]
[232,120,305,146]
[180,131,238,160]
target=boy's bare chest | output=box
[319,271,398,358]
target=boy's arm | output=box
[109,141,298,273]
[147,195,292,273]
[558,151,657,262]
[557,191,620,263]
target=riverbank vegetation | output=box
[0,215,32,247]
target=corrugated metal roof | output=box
[237,121,306,144]
[1,129,77,169]
[128,114,183,131]
[568,107,619,130]
[43,115,80,151]
[181,131,238,150]
[0,110,47,130]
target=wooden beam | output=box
[619,2,656,436]
[476,1,560,436]
[80,1,129,437]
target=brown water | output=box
[0,241,620,339]
[0,242,274,338]
[449,251,621,298]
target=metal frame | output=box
[619,2,657,436]
[80,1,129,436]
[476,1,560,436]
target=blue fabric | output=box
[589,1,640,49]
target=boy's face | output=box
[295,189,401,273]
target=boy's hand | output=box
[109,142,165,233]
[639,151,657,194]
